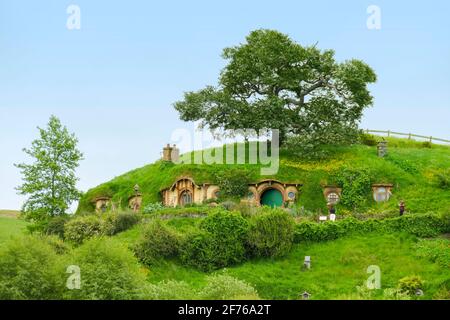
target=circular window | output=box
[214,190,220,198]
[327,192,340,205]
[247,191,255,199]
[288,191,296,200]
[374,187,390,202]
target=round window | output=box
[327,192,340,204]
[247,191,255,199]
[288,191,296,199]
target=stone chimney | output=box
[171,144,180,163]
[162,144,173,161]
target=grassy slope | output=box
[115,223,450,300]
[0,215,29,246]
[78,137,450,215]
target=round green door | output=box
[260,189,283,208]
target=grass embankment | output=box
[0,211,29,246]
[77,137,450,215]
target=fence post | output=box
[408,133,411,140]
[430,136,433,143]
[387,130,391,137]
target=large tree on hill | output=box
[174,29,377,149]
[15,116,83,223]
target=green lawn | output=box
[0,216,29,245]
[140,231,450,300]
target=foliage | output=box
[65,237,146,300]
[101,212,142,236]
[435,170,450,190]
[180,210,249,271]
[134,220,181,265]
[414,238,450,268]
[398,276,424,295]
[214,168,252,199]
[198,274,259,300]
[44,215,70,238]
[0,236,65,299]
[143,202,165,214]
[359,133,378,146]
[174,29,376,149]
[144,280,194,300]
[246,208,295,258]
[294,213,449,243]
[64,215,103,245]
[15,116,83,222]
[335,167,372,209]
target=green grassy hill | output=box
[78,136,450,215]
[0,211,29,246]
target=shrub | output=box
[435,170,450,190]
[359,133,378,146]
[294,213,448,243]
[421,141,432,148]
[0,236,65,299]
[102,212,141,236]
[198,274,259,300]
[134,220,181,265]
[335,167,372,209]
[143,202,165,214]
[64,215,103,244]
[214,169,252,199]
[398,276,424,295]
[65,237,146,300]
[246,208,295,258]
[45,215,71,238]
[180,210,249,271]
[144,280,195,300]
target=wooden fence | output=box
[365,129,450,145]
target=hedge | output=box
[294,213,450,243]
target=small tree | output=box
[15,115,83,223]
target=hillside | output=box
[77,136,450,215]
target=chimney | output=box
[171,144,180,163]
[162,143,173,161]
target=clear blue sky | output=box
[1,0,449,210]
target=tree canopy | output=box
[174,29,376,148]
[15,116,83,222]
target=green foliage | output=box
[435,170,450,190]
[359,133,378,146]
[174,29,376,148]
[144,280,194,300]
[15,115,83,222]
[0,236,65,299]
[143,202,165,214]
[385,154,418,174]
[398,276,424,295]
[134,220,181,265]
[335,167,372,209]
[198,274,259,300]
[421,141,432,148]
[64,212,141,244]
[294,213,449,243]
[44,215,70,238]
[180,210,249,271]
[101,212,142,236]
[246,208,295,258]
[65,237,146,300]
[415,239,450,268]
[64,215,103,245]
[214,168,252,199]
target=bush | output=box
[335,167,372,209]
[102,212,141,236]
[144,280,194,300]
[398,276,424,295]
[0,236,65,299]
[435,170,450,190]
[64,215,103,245]
[65,238,146,300]
[294,213,449,243]
[143,202,165,214]
[45,215,71,238]
[246,208,295,258]
[359,133,378,146]
[214,169,252,199]
[180,210,249,271]
[198,274,259,300]
[134,220,181,265]
[421,141,432,148]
